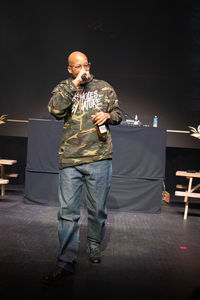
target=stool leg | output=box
[1,184,5,197]
[184,177,193,220]
[0,166,6,197]
[184,200,188,220]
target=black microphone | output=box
[81,74,87,81]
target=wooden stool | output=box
[175,171,200,220]
[0,159,18,197]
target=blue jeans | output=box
[56,159,112,272]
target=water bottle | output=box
[153,116,158,127]
[134,115,141,126]
[134,115,139,126]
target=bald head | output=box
[67,51,91,82]
[68,51,88,66]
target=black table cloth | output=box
[24,119,166,213]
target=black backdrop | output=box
[0,1,199,149]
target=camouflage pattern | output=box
[48,75,122,168]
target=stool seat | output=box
[0,179,9,184]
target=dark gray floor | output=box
[0,187,200,300]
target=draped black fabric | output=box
[108,178,164,212]
[25,119,63,173]
[24,119,166,213]
[111,125,166,179]
[24,119,62,206]
[108,125,166,212]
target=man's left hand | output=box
[91,112,110,126]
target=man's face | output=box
[68,55,90,78]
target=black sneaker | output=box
[42,267,74,284]
[89,248,101,264]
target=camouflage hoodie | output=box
[48,75,122,168]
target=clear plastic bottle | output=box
[153,116,158,127]
[134,115,140,126]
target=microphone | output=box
[81,74,87,81]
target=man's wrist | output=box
[106,113,110,120]
[72,78,81,87]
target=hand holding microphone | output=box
[72,69,90,87]
[79,68,90,82]
[81,73,87,81]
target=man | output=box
[43,51,122,283]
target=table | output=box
[175,171,200,219]
[0,159,17,196]
[24,119,167,213]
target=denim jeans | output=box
[56,159,112,272]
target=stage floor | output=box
[0,186,200,300]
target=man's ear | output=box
[68,66,72,74]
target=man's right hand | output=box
[72,70,90,87]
